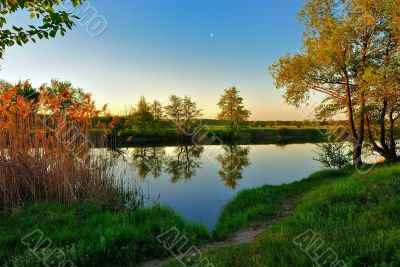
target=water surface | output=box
[109,143,321,229]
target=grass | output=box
[0,203,210,267]
[214,168,353,240]
[166,163,400,267]
[3,161,400,266]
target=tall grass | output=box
[0,82,120,212]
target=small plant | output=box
[314,142,352,169]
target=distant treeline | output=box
[92,116,346,129]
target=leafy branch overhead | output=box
[0,0,84,58]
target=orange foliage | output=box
[0,81,117,212]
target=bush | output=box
[314,142,352,169]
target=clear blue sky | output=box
[1,0,318,120]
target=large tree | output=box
[363,55,400,161]
[217,87,251,134]
[0,0,84,59]
[270,0,400,165]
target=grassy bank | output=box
[0,203,210,267]
[2,164,400,267]
[214,168,353,240]
[167,163,400,267]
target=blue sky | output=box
[0,0,317,120]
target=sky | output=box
[0,0,320,120]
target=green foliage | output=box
[269,0,400,164]
[314,142,353,169]
[164,95,202,135]
[217,87,251,133]
[150,100,164,132]
[128,96,155,135]
[0,79,12,93]
[0,0,84,58]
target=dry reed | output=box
[0,81,119,212]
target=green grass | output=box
[166,163,400,267]
[0,203,210,267]
[3,164,400,267]
[214,168,352,240]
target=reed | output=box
[0,81,119,212]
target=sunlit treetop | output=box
[0,0,84,58]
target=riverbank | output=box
[167,162,400,267]
[0,204,210,266]
[100,127,328,146]
[1,163,399,266]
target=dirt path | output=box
[140,198,298,267]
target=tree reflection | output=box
[131,146,166,179]
[216,144,250,189]
[165,145,204,183]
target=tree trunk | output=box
[379,100,391,153]
[344,77,362,167]
[388,110,399,162]
[355,88,366,168]
[365,104,398,162]
[366,114,385,156]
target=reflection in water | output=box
[131,147,166,179]
[216,145,250,189]
[165,145,204,183]
[105,144,322,229]
[125,145,252,188]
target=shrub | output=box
[314,142,352,169]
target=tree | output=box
[150,100,164,133]
[41,79,87,113]
[0,0,84,59]
[217,87,251,134]
[129,96,154,135]
[164,95,202,136]
[0,80,12,93]
[270,0,400,166]
[363,60,400,161]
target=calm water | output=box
[108,144,321,229]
